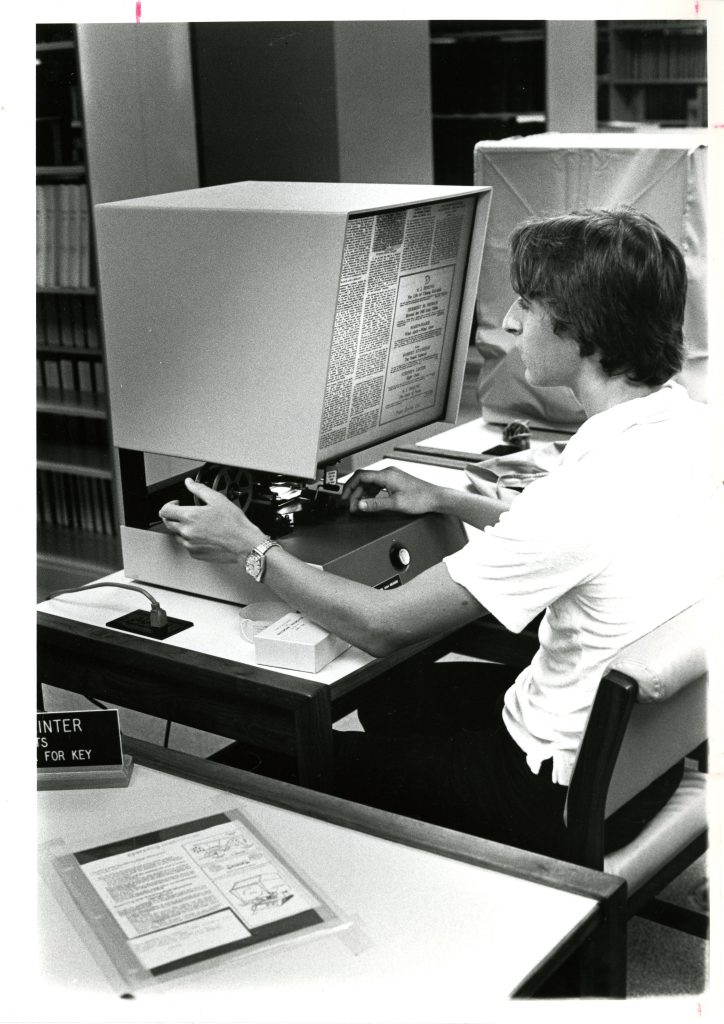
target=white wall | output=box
[546,21,597,133]
[77,23,199,206]
[334,21,434,184]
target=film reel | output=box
[194,464,254,512]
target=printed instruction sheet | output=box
[66,810,333,977]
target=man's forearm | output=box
[258,547,483,659]
[259,547,401,657]
[433,487,509,530]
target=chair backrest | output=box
[605,672,707,817]
[564,600,709,868]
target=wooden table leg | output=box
[294,691,335,792]
[577,881,627,998]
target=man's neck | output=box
[573,360,661,418]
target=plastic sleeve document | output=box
[45,808,343,988]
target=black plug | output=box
[46,582,193,640]
[105,609,193,639]
[149,606,168,628]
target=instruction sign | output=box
[37,709,124,768]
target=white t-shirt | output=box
[444,383,723,785]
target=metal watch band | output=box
[245,536,280,582]
[254,537,278,558]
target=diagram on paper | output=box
[231,872,294,914]
[188,833,254,862]
[183,831,263,878]
[182,821,316,927]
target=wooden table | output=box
[36,740,627,1014]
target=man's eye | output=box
[518,298,530,311]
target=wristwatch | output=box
[245,536,280,582]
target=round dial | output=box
[390,544,411,571]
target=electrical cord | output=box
[46,581,168,627]
[46,582,174,747]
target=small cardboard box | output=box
[254,613,350,673]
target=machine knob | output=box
[390,544,411,571]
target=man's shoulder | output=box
[572,388,712,465]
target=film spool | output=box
[194,464,254,512]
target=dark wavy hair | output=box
[509,207,686,385]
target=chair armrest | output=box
[609,601,707,702]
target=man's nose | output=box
[502,300,522,335]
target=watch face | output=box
[246,550,264,581]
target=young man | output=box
[159,207,721,859]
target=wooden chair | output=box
[451,598,712,997]
[564,600,709,939]
[453,598,710,938]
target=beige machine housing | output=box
[95,181,491,604]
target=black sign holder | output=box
[37,709,134,790]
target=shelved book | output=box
[612,27,706,80]
[37,293,101,350]
[38,355,105,401]
[36,183,92,288]
[37,470,116,537]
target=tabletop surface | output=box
[37,760,597,1022]
[38,569,375,686]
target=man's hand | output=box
[158,478,266,562]
[342,467,443,516]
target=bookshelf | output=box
[36,25,120,594]
[598,20,707,128]
[429,21,547,185]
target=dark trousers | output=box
[333,656,682,861]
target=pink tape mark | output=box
[136,2,142,23]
